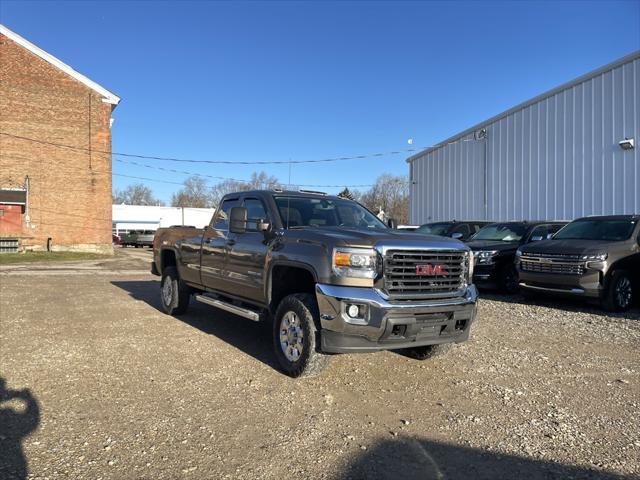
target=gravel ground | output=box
[1,249,639,479]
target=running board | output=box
[194,294,261,321]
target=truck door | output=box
[225,196,271,303]
[201,197,239,291]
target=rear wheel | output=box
[602,270,633,312]
[273,294,329,378]
[160,266,191,315]
[401,343,452,360]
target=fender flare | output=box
[266,260,319,307]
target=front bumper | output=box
[315,284,478,353]
[517,268,603,298]
[472,264,499,287]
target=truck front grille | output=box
[520,254,584,275]
[383,250,467,301]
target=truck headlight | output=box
[475,250,499,265]
[583,253,608,270]
[466,250,474,282]
[581,253,607,261]
[333,248,378,279]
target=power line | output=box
[0,131,473,166]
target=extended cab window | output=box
[213,198,239,231]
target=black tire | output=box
[501,264,520,294]
[602,270,634,312]
[160,266,191,315]
[273,293,330,378]
[401,343,452,360]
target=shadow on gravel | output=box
[111,280,280,371]
[0,378,40,480]
[342,436,628,480]
[479,291,640,320]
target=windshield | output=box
[472,223,528,242]
[416,222,453,236]
[274,196,387,230]
[553,219,637,241]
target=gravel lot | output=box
[1,248,639,479]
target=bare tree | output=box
[171,176,213,208]
[359,173,409,223]
[112,184,163,206]
[210,171,279,204]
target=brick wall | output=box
[0,32,114,252]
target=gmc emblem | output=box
[415,264,448,276]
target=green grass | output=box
[0,251,111,264]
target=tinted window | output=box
[554,219,637,241]
[274,196,386,230]
[244,198,268,231]
[528,224,556,240]
[451,223,471,237]
[416,222,454,236]
[213,198,240,230]
[472,223,528,242]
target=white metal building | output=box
[112,205,215,235]
[407,51,640,224]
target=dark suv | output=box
[469,221,566,293]
[517,215,640,311]
[415,221,489,242]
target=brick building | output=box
[0,24,120,253]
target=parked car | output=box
[121,230,155,248]
[416,221,489,241]
[120,231,138,247]
[152,189,478,378]
[112,234,121,245]
[469,221,566,293]
[135,230,155,247]
[517,215,640,311]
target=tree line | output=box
[113,171,409,223]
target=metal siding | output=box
[409,55,640,223]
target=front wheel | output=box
[502,264,520,294]
[602,270,634,312]
[273,294,330,378]
[160,266,191,315]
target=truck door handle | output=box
[226,239,236,246]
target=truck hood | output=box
[284,227,468,250]
[467,240,519,254]
[519,239,620,256]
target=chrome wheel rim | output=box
[615,277,632,308]
[162,276,173,306]
[279,311,304,362]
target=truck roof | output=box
[223,189,341,200]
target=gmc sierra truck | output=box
[152,189,478,377]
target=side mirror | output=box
[451,232,464,240]
[530,235,544,242]
[387,218,398,229]
[229,206,247,234]
[546,233,554,239]
[256,219,271,232]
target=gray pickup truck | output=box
[152,189,478,377]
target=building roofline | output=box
[407,50,640,163]
[0,24,121,106]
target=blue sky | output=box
[1,0,639,203]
